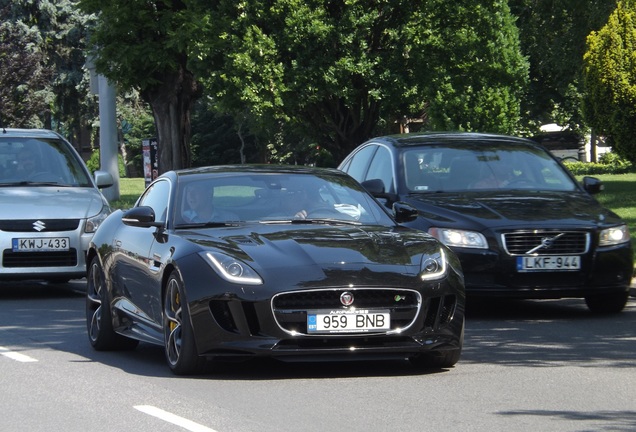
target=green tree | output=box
[0,5,51,127]
[0,0,96,145]
[510,0,616,132]
[79,0,202,173]
[195,0,528,163]
[583,0,636,163]
[418,0,529,134]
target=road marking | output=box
[134,405,218,432]
[0,346,38,362]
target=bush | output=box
[86,149,127,177]
[563,152,634,175]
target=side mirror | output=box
[94,170,114,189]
[393,202,419,223]
[360,178,399,204]
[582,176,603,195]
[361,178,385,195]
[122,206,162,228]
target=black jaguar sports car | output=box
[338,132,633,313]
[85,165,465,375]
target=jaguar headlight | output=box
[599,224,630,246]
[429,227,488,249]
[420,248,447,281]
[200,251,263,285]
[85,205,111,233]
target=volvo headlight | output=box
[420,248,447,281]
[200,251,263,285]
[429,227,488,249]
[85,205,111,233]
[599,224,630,246]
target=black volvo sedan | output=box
[338,132,633,313]
[86,165,464,375]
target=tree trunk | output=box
[142,67,200,174]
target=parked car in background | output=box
[339,132,633,313]
[85,165,465,375]
[0,128,113,282]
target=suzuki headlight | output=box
[429,227,488,249]
[599,224,630,246]
[85,205,111,233]
[420,248,447,281]
[200,251,263,285]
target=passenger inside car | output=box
[182,183,239,223]
[183,184,213,222]
[470,163,514,189]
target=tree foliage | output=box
[583,0,636,163]
[417,0,529,134]
[0,4,51,127]
[510,0,616,132]
[0,0,92,135]
[7,1,615,169]
[195,0,528,163]
[79,0,202,173]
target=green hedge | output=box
[563,152,634,175]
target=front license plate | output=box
[517,255,580,272]
[12,237,70,252]
[307,310,390,333]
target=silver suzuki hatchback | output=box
[0,128,113,282]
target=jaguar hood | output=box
[183,223,448,287]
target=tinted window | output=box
[0,137,92,186]
[343,145,376,182]
[138,179,171,222]
[174,172,394,226]
[366,146,394,193]
[402,144,577,192]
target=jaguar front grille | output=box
[272,288,427,336]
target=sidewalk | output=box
[632,278,636,298]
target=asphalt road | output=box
[1,280,635,432]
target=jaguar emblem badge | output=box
[340,291,354,306]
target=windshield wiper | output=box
[177,221,243,229]
[260,218,361,226]
[0,181,64,187]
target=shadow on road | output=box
[463,296,636,368]
[2,281,635,379]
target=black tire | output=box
[86,256,139,351]
[409,319,464,369]
[163,271,207,375]
[585,291,629,314]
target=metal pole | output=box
[98,75,120,201]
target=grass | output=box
[109,177,145,210]
[110,174,636,262]
[578,173,636,256]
